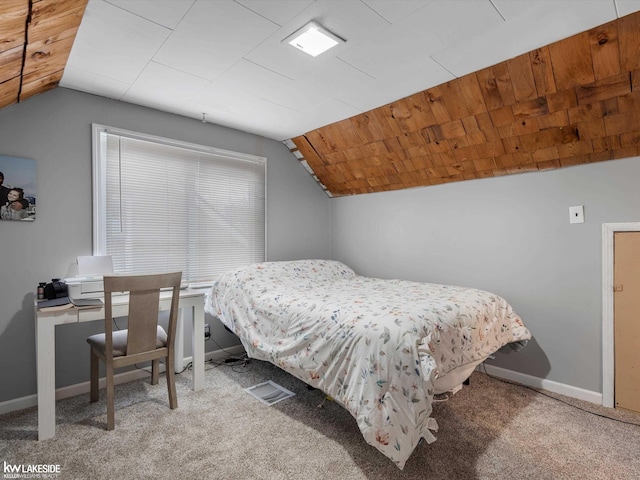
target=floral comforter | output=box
[205,260,530,468]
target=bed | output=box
[205,259,531,468]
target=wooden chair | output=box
[86,271,182,430]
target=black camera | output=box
[44,279,68,300]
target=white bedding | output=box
[205,260,531,468]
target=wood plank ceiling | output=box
[289,10,640,197]
[0,0,87,109]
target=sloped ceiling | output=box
[1,1,640,198]
[289,10,640,196]
[0,0,87,109]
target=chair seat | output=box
[87,326,168,357]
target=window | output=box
[92,124,266,283]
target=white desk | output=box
[35,288,206,440]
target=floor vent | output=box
[245,380,295,406]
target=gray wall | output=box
[0,88,331,403]
[331,157,640,393]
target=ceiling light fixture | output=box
[283,21,345,57]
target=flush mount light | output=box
[283,21,345,57]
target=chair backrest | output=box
[103,272,182,356]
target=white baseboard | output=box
[0,345,246,416]
[478,364,603,405]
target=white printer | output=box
[65,255,114,300]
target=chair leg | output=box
[106,363,115,430]
[166,354,178,409]
[90,350,99,403]
[151,359,159,385]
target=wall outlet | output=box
[204,323,211,340]
[569,205,584,224]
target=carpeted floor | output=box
[1,358,639,480]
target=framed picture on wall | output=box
[0,155,36,222]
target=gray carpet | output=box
[2,358,639,480]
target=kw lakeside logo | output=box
[2,461,61,479]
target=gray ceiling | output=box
[60,0,640,141]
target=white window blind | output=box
[92,124,266,283]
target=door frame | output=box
[602,222,640,408]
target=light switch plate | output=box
[569,205,584,224]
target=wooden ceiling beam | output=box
[0,0,87,106]
[288,10,640,197]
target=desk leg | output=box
[36,316,56,440]
[174,308,185,373]
[191,302,204,391]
